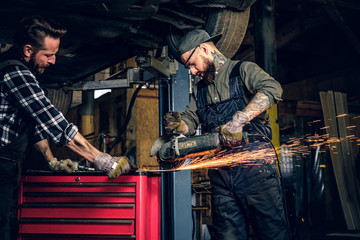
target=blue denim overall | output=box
[196,62,290,240]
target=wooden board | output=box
[135,88,159,169]
[333,92,360,224]
[319,90,360,230]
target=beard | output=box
[201,57,216,84]
[29,53,48,75]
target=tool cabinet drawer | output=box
[22,181,136,204]
[20,235,135,240]
[18,219,135,235]
[18,174,161,240]
[22,192,136,204]
[20,203,135,219]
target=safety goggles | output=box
[184,45,199,69]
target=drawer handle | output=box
[19,218,133,224]
[24,182,136,186]
[20,203,135,208]
[23,192,135,197]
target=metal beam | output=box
[253,0,280,149]
[239,14,327,61]
[169,65,192,240]
[319,0,360,55]
[65,79,130,91]
[313,0,360,10]
[159,65,192,240]
[63,68,155,91]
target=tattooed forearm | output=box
[242,92,271,120]
[211,50,227,71]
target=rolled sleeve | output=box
[33,123,78,146]
[240,61,283,106]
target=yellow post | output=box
[268,104,281,173]
[269,104,280,149]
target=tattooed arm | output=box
[241,92,271,121]
[238,61,283,121]
[218,91,271,145]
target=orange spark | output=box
[336,114,348,118]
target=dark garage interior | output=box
[1,0,360,239]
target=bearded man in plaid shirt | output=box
[0,16,134,240]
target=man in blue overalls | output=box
[164,29,291,239]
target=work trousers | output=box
[0,125,31,240]
[0,156,22,240]
[209,141,291,240]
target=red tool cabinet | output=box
[17,172,161,240]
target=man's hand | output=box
[49,158,75,173]
[94,152,136,178]
[164,111,187,134]
[218,111,249,146]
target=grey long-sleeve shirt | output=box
[181,60,283,135]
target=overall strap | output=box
[229,61,243,79]
[229,61,243,98]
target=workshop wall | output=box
[57,86,160,169]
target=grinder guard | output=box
[150,133,220,170]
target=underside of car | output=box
[0,0,255,85]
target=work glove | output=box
[48,158,76,174]
[94,152,136,178]
[218,111,249,146]
[164,111,187,134]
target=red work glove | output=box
[94,152,136,178]
[219,111,249,146]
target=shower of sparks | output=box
[178,142,276,170]
[139,115,360,172]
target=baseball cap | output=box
[177,29,222,55]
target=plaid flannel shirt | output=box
[0,64,78,147]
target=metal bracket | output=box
[136,55,178,78]
[63,68,154,91]
[55,54,177,91]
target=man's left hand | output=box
[218,111,249,146]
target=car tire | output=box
[45,88,73,115]
[206,7,251,59]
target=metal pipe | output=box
[253,0,277,77]
[253,0,280,149]
[81,76,95,166]
[159,77,172,240]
